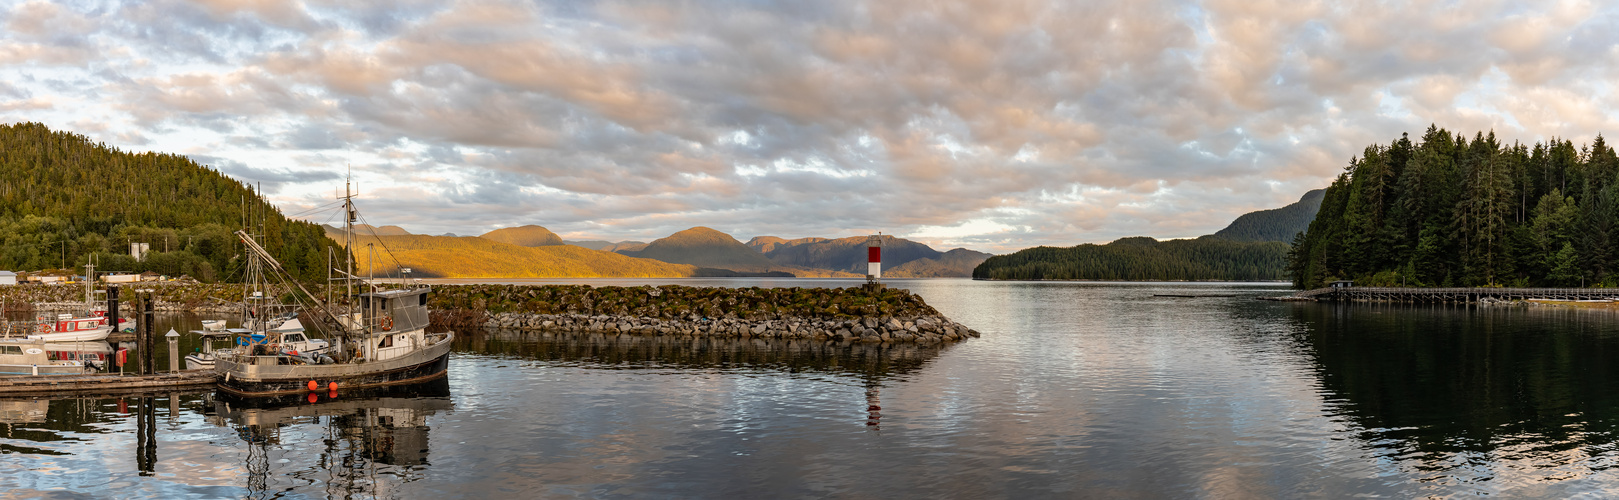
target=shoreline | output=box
[1,282,981,344]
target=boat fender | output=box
[308,380,319,391]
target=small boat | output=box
[186,329,236,370]
[189,327,331,371]
[43,341,112,371]
[27,312,117,342]
[0,337,93,376]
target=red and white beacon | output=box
[866,233,885,290]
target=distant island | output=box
[972,190,1322,281]
[1290,125,1619,289]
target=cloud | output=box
[4,0,1618,252]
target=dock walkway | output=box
[0,371,218,397]
[1269,286,1619,303]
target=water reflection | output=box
[456,327,951,378]
[1292,302,1619,486]
[212,379,454,498]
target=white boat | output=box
[0,337,93,376]
[43,341,112,371]
[26,312,115,342]
[188,327,330,371]
[22,266,132,342]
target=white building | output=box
[0,271,15,286]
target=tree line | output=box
[1288,125,1619,289]
[0,122,339,282]
[972,236,1289,281]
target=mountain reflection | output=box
[212,379,454,497]
[1292,302,1619,477]
[455,327,954,379]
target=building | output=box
[104,274,140,284]
[0,271,15,286]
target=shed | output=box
[1328,280,1356,288]
[0,271,15,286]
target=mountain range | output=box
[322,222,990,278]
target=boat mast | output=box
[344,174,355,319]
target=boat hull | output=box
[28,327,113,342]
[216,332,453,397]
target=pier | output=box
[1269,286,1619,303]
[0,371,218,397]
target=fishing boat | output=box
[214,182,453,396]
[0,337,94,376]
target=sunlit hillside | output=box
[341,234,697,278]
[480,225,565,247]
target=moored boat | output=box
[214,181,453,396]
[0,337,93,376]
[27,312,116,342]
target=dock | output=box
[1263,286,1619,304]
[0,371,218,396]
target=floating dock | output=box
[0,371,218,396]
[1263,286,1619,304]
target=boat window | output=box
[420,293,428,306]
[378,335,394,348]
[380,298,389,310]
[79,321,95,329]
[283,333,304,343]
[0,345,21,355]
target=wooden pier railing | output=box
[1281,286,1619,303]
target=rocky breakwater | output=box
[430,284,980,344]
[0,281,253,313]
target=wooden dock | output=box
[0,370,218,396]
[1265,286,1619,304]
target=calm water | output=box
[6,279,1619,497]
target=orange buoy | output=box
[307,380,319,391]
[328,381,339,391]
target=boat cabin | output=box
[358,287,431,333]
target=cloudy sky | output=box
[3,0,1617,252]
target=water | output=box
[6,279,1619,497]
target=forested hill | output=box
[1289,126,1619,289]
[0,122,338,282]
[1213,189,1324,242]
[973,237,1289,281]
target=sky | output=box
[2,0,1617,253]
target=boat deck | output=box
[0,370,219,396]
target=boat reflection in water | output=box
[211,378,454,496]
